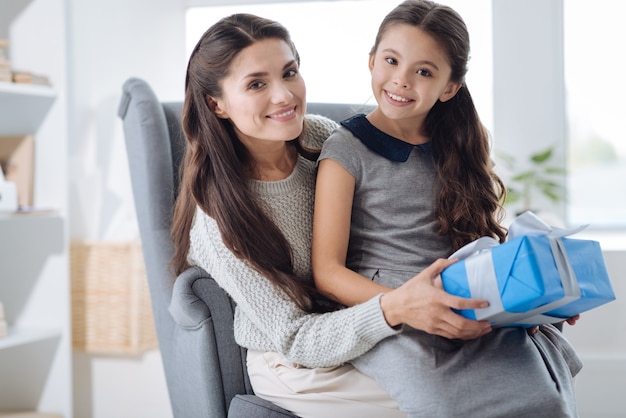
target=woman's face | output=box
[211,38,306,150]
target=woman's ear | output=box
[439,82,462,103]
[207,96,228,119]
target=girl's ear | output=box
[368,53,375,72]
[207,96,228,119]
[439,82,462,103]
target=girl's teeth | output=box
[387,91,409,102]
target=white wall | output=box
[492,0,566,219]
[66,1,185,417]
[565,250,626,418]
[67,0,186,242]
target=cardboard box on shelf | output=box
[0,135,34,208]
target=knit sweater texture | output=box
[187,114,398,368]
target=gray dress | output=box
[318,115,582,418]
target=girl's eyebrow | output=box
[243,60,297,79]
[382,48,440,71]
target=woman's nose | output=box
[271,82,294,103]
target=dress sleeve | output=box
[188,207,398,368]
[318,127,362,179]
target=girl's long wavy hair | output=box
[170,13,327,313]
[372,0,507,250]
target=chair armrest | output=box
[169,265,214,328]
[169,266,298,418]
[229,395,298,418]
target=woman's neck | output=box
[249,142,298,181]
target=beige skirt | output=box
[247,350,406,418]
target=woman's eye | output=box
[385,57,397,65]
[249,81,265,90]
[284,68,298,78]
[417,68,432,77]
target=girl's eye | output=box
[385,57,397,65]
[284,68,298,79]
[417,68,432,77]
[249,80,265,90]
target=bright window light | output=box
[185,0,493,131]
[564,0,626,227]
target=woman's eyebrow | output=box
[243,60,297,79]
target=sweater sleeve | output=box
[300,113,339,149]
[188,207,398,368]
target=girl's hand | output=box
[380,258,492,340]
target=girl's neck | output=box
[367,108,429,145]
[249,142,298,181]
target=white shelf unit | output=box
[0,82,56,136]
[0,326,62,351]
[0,0,71,416]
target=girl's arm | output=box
[312,158,393,306]
[313,159,493,339]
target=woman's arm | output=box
[188,208,397,368]
[312,158,392,305]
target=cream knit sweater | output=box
[188,114,398,368]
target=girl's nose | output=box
[394,70,411,89]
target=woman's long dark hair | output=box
[171,13,325,312]
[372,0,507,250]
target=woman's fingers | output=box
[430,314,492,340]
[392,258,493,339]
[443,292,489,311]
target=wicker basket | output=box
[70,240,158,354]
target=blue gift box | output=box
[441,234,616,327]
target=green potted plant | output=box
[498,146,566,214]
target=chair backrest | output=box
[118,78,184,413]
[118,77,374,417]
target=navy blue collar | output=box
[340,114,431,162]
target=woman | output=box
[169,13,489,418]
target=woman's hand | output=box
[380,258,492,340]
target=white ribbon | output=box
[507,210,588,240]
[448,211,587,326]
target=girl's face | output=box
[211,38,306,150]
[369,23,461,135]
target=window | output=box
[185,0,493,130]
[564,0,626,227]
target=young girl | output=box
[312,1,582,417]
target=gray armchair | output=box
[118,77,373,418]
